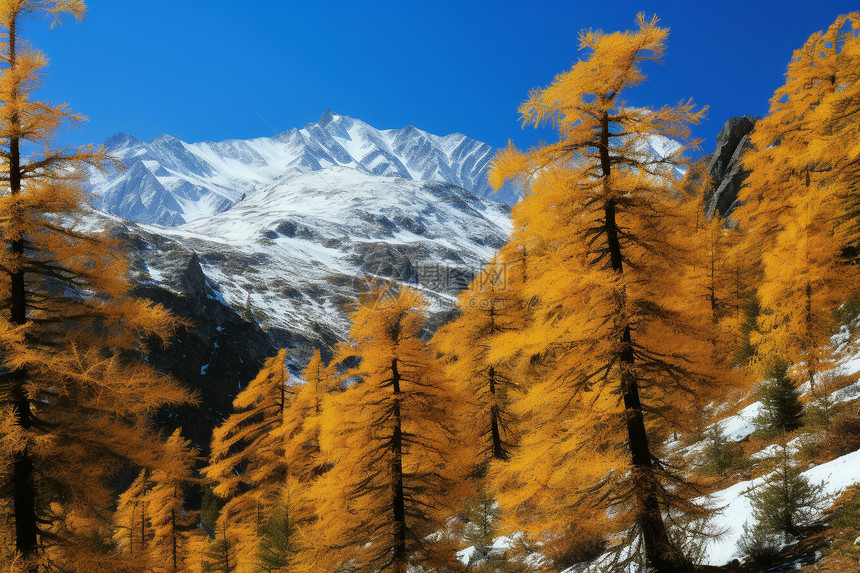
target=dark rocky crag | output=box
[106,223,275,453]
[135,258,272,453]
[692,115,758,220]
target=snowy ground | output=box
[698,338,860,566]
[702,448,860,566]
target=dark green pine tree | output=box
[701,423,745,477]
[756,358,804,435]
[204,520,236,573]
[734,297,761,367]
[463,488,500,560]
[256,485,300,573]
[747,444,827,538]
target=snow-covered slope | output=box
[637,135,686,180]
[689,331,860,567]
[88,110,522,225]
[107,167,511,353]
[703,448,860,566]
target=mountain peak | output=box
[150,133,183,145]
[88,111,524,226]
[318,108,340,128]
[103,131,142,151]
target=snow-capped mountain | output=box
[107,167,512,352]
[87,167,511,449]
[88,110,521,225]
[82,118,728,453]
[637,135,687,181]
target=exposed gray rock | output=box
[697,116,758,219]
[105,224,274,452]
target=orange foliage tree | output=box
[680,183,756,370]
[113,429,197,573]
[309,284,466,573]
[0,2,193,570]
[815,15,860,251]
[433,258,522,470]
[281,349,340,483]
[737,13,860,394]
[204,349,293,573]
[488,14,735,571]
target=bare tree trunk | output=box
[390,358,407,573]
[7,13,38,571]
[599,111,691,572]
[488,365,506,460]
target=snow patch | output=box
[702,449,860,566]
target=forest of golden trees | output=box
[1,2,860,573]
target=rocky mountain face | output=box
[699,116,758,219]
[91,169,512,449]
[88,110,522,225]
[132,251,272,451]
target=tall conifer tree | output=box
[310,284,465,573]
[433,258,521,470]
[281,349,340,483]
[205,349,293,573]
[814,15,860,251]
[114,430,197,573]
[489,15,732,571]
[0,2,192,570]
[737,14,859,393]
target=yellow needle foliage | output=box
[488,14,735,572]
[309,284,466,573]
[274,349,342,572]
[205,349,293,573]
[113,430,197,573]
[812,15,860,249]
[738,14,858,246]
[0,2,194,570]
[680,187,756,368]
[433,256,524,470]
[281,349,340,483]
[737,13,860,388]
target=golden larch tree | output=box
[281,348,340,482]
[147,430,198,573]
[737,14,860,394]
[114,470,152,569]
[813,14,860,252]
[738,14,857,248]
[309,284,466,573]
[488,14,735,571]
[0,2,194,570]
[433,257,521,470]
[680,185,754,367]
[204,348,294,573]
[270,349,342,572]
[114,429,198,573]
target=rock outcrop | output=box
[695,116,758,219]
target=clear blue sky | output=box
[20,0,860,157]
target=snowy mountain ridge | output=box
[81,166,513,451]
[108,167,512,355]
[88,110,523,226]
[87,110,689,227]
